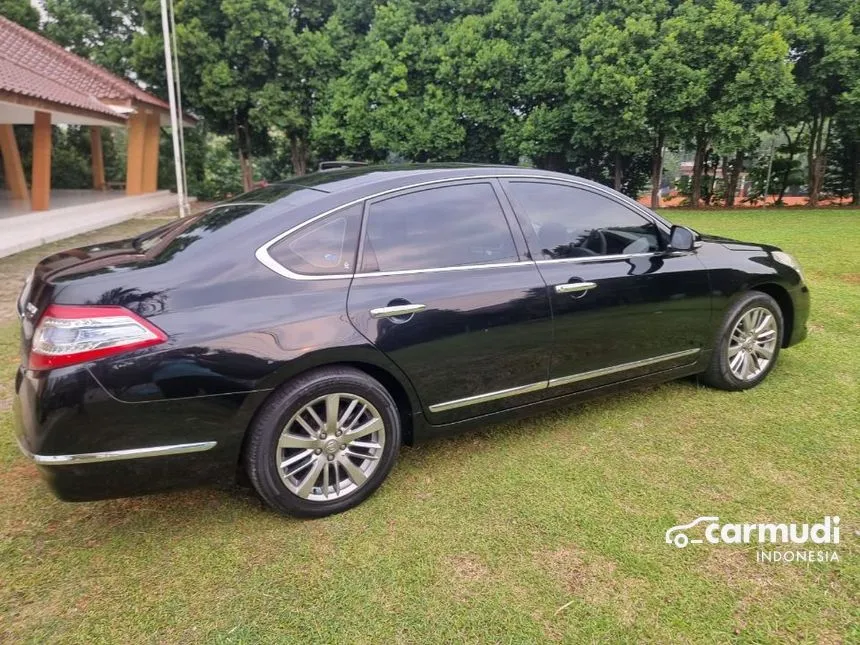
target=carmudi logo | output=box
[665,516,842,563]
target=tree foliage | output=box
[0,0,40,30]
[30,0,860,204]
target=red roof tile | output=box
[0,57,125,119]
[0,15,176,121]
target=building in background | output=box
[0,15,195,256]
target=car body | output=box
[13,164,809,515]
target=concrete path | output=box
[0,191,182,258]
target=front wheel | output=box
[702,292,784,391]
[244,367,401,517]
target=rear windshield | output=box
[132,186,325,255]
[133,204,260,253]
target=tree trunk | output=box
[691,133,708,208]
[238,153,253,192]
[613,152,623,192]
[852,140,860,206]
[725,150,743,207]
[721,156,731,206]
[536,151,567,172]
[806,117,816,206]
[777,175,788,204]
[235,119,254,192]
[807,116,831,207]
[650,133,664,209]
[290,135,308,176]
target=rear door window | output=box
[360,183,519,272]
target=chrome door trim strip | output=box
[17,439,217,466]
[427,348,701,413]
[555,281,598,294]
[428,381,547,413]
[255,173,669,280]
[536,252,658,266]
[370,303,427,319]
[548,348,701,388]
[354,260,532,278]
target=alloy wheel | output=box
[275,394,386,501]
[727,306,778,381]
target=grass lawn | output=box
[0,208,857,643]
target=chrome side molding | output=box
[17,439,217,466]
[547,348,700,388]
[429,348,701,413]
[428,381,547,413]
[370,303,427,319]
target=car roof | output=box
[230,163,571,204]
[217,163,671,243]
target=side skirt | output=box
[413,357,709,441]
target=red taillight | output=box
[29,304,167,370]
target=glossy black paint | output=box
[12,164,810,503]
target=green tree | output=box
[826,119,860,203]
[710,3,794,206]
[783,0,860,205]
[501,0,587,171]
[565,12,654,191]
[435,0,525,163]
[42,0,142,77]
[313,1,464,162]
[133,0,290,189]
[0,0,40,30]
[656,0,795,208]
[250,16,349,175]
[646,14,706,207]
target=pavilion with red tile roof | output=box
[0,15,194,211]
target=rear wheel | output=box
[702,292,783,391]
[245,367,400,517]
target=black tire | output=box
[702,291,784,391]
[244,366,401,518]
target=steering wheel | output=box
[583,229,607,255]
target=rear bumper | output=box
[12,364,252,502]
[14,430,224,502]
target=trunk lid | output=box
[16,220,184,361]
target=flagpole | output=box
[160,0,188,217]
[168,0,189,211]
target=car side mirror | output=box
[668,225,696,252]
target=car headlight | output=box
[772,251,804,282]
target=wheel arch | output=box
[751,282,794,348]
[235,350,421,481]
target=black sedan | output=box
[13,165,809,517]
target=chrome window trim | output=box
[209,201,269,210]
[428,348,700,413]
[354,260,533,278]
[255,174,670,280]
[17,439,217,466]
[536,252,658,266]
